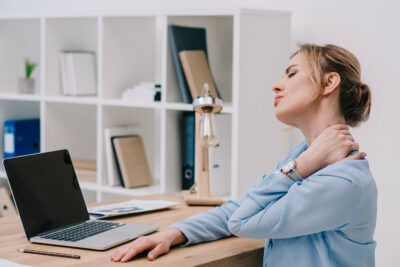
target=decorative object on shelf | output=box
[168,25,222,103]
[111,135,152,188]
[179,50,219,100]
[182,83,224,205]
[121,82,162,102]
[17,59,37,94]
[104,125,138,186]
[59,51,97,96]
[3,119,40,159]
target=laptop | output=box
[3,149,159,250]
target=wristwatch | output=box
[280,159,304,182]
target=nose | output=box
[272,79,283,93]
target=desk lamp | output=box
[182,83,225,206]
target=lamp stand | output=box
[182,113,224,206]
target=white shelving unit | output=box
[0,9,291,202]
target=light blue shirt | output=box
[169,141,377,267]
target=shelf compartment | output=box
[165,110,232,196]
[0,19,41,95]
[166,16,233,104]
[101,106,161,188]
[0,99,40,162]
[44,102,97,162]
[45,17,98,97]
[102,17,159,100]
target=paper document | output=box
[88,199,178,219]
[0,259,33,267]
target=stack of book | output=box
[104,126,152,188]
[73,160,97,183]
[59,51,97,96]
[121,82,161,102]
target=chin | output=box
[275,107,297,126]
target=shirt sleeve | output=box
[168,162,285,246]
[227,165,363,239]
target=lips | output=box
[274,95,283,107]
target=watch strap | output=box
[281,159,304,182]
[287,168,304,182]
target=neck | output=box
[297,99,346,147]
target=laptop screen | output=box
[3,150,89,239]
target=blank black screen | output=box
[4,150,89,239]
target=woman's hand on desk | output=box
[296,124,366,178]
[110,228,187,262]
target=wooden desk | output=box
[0,194,265,266]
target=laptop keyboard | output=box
[41,220,125,242]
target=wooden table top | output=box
[0,194,265,266]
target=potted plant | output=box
[18,59,37,94]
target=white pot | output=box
[18,78,35,94]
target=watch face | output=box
[282,160,295,173]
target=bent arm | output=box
[227,166,362,239]
[168,165,284,246]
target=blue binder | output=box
[3,119,40,159]
[181,112,195,190]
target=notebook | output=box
[3,150,158,250]
[179,50,219,99]
[104,126,137,186]
[111,135,152,188]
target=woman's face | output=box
[272,52,319,126]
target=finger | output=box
[338,129,351,135]
[111,245,131,261]
[343,133,354,142]
[121,241,154,262]
[350,142,359,152]
[111,243,131,258]
[345,152,367,160]
[148,243,169,261]
[331,124,348,130]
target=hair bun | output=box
[345,81,371,127]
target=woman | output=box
[110,44,377,266]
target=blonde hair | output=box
[292,43,371,127]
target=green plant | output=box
[25,59,37,79]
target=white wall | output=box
[1,0,398,266]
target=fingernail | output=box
[149,254,155,260]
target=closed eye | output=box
[288,72,296,78]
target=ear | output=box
[322,72,341,96]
